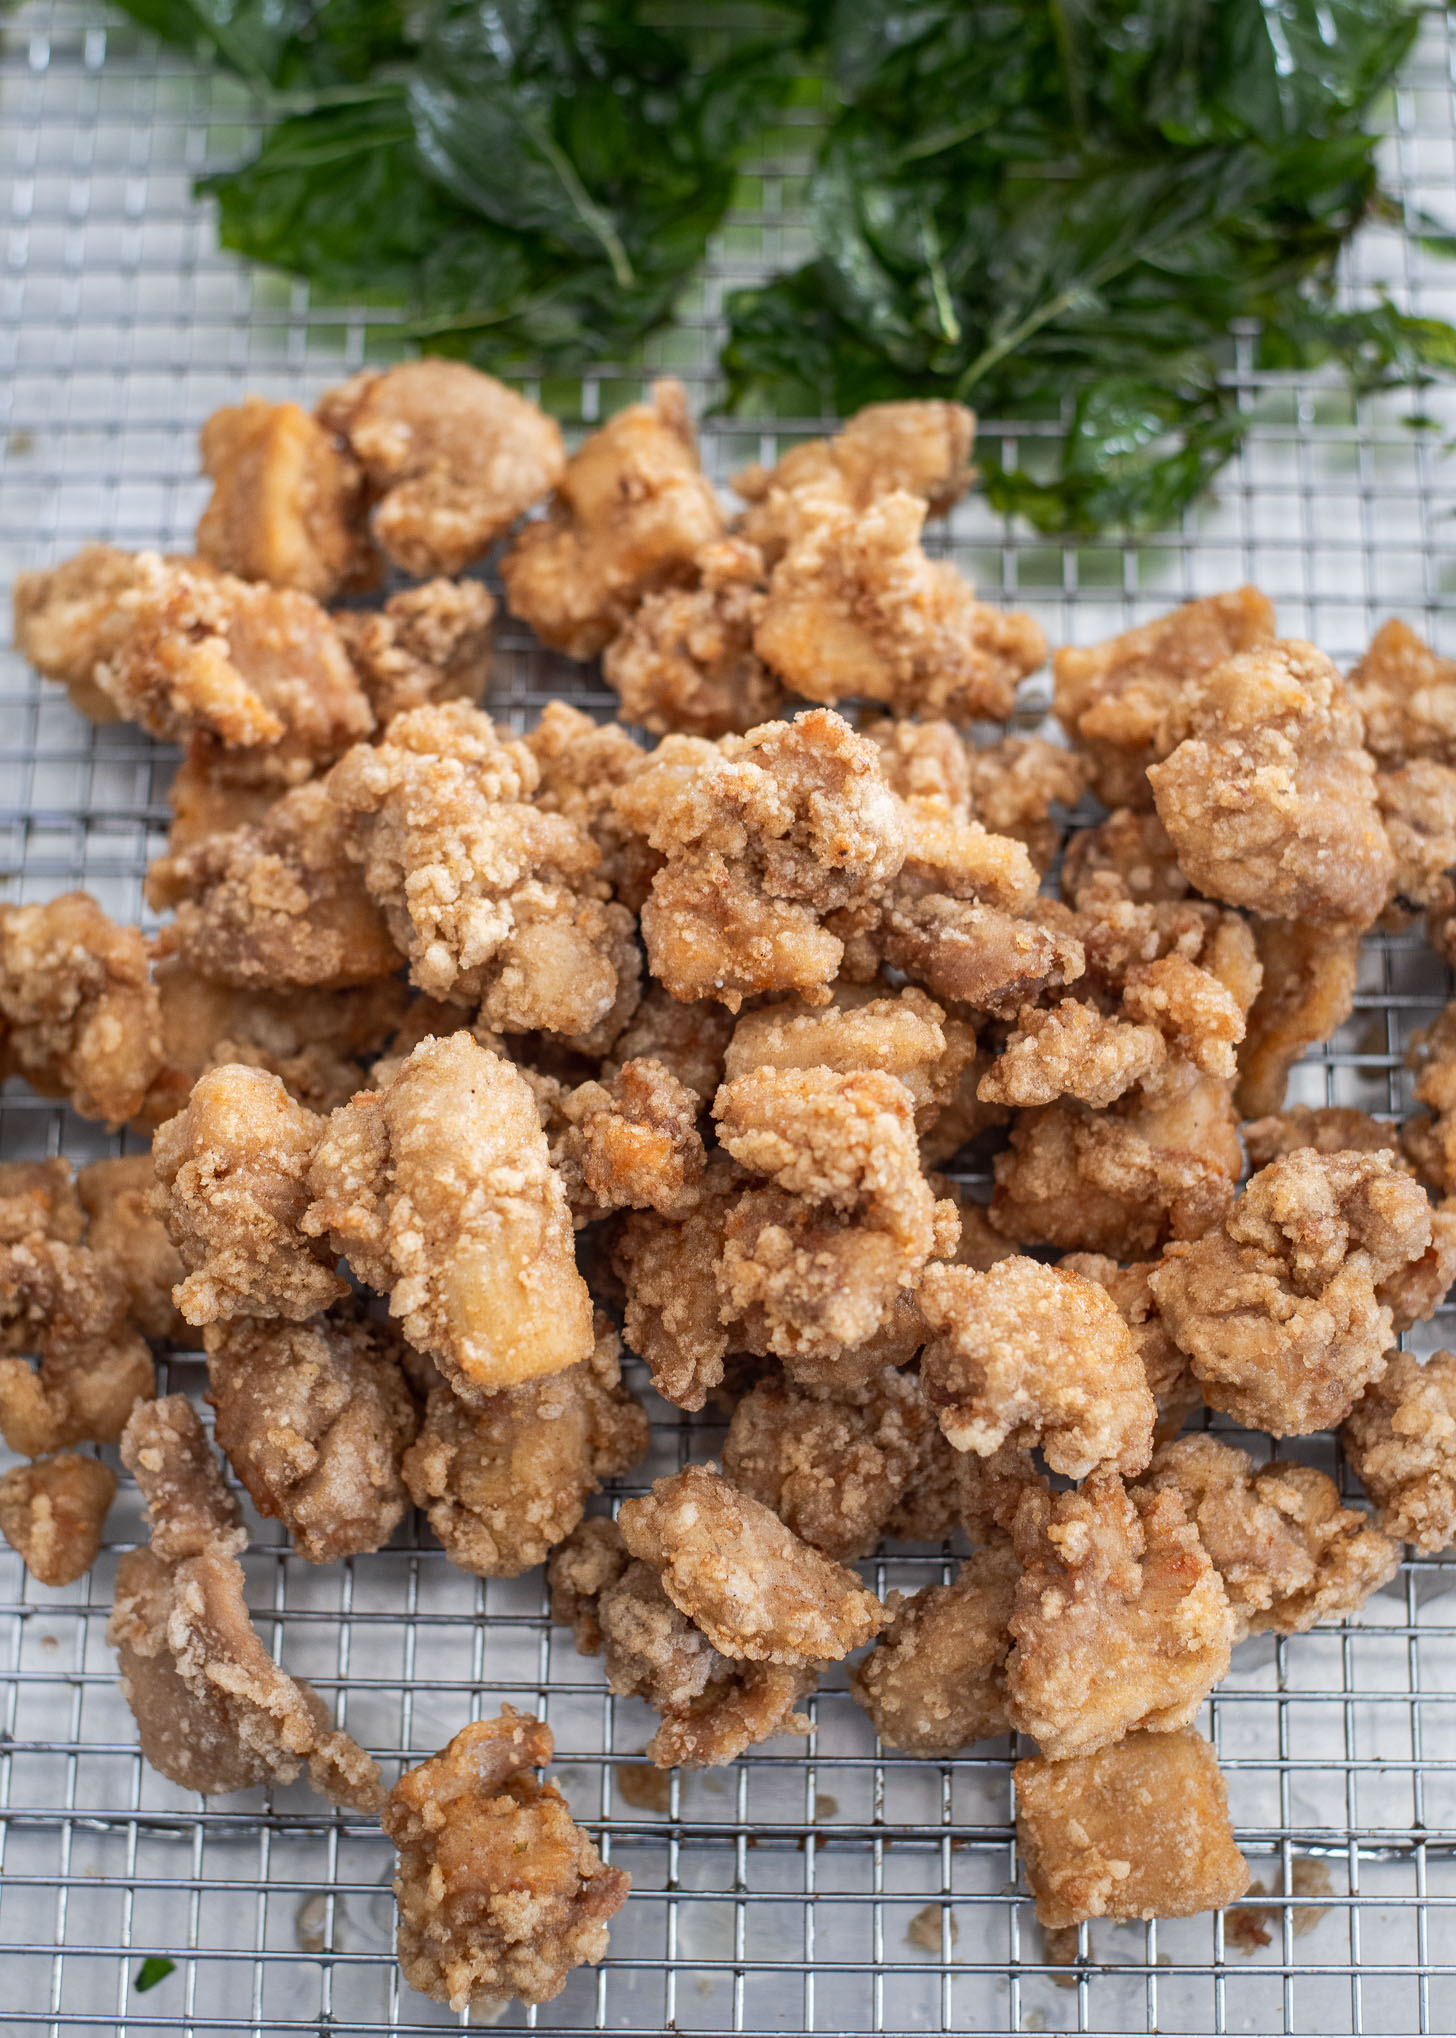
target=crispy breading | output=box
[1243,1106,1400,1171]
[196,396,377,599]
[549,1058,706,1219]
[547,1514,628,1655]
[1060,807,1191,904]
[1147,639,1393,928]
[111,1396,383,1807]
[153,736,320,881]
[304,1033,593,1397]
[851,1540,1018,1755]
[0,1159,84,1244]
[1146,1436,1398,1638]
[978,999,1168,1110]
[1006,1473,1235,1761]
[206,1307,419,1563]
[501,379,722,658]
[753,487,1045,722]
[1150,1149,1432,1434]
[1058,1253,1198,1443]
[602,535,782,737]
[1015,1730,1249,1927]
[335,578,495,724]
[0,1453,116,1586]
[612,1157,740,1410]
[0,892,162,1128]
[400,1317,647,1576]
[318,360,566,577]
[1378,760,1456,913]
[616,708,907,1011]
[1347,618,1456,767]
[524,701,655,912]
[0,1238,154,1456]
[1401,1001,1456,1195]
[12,543,165,720]
[152,780,402,991]
[965,735,1087,871]
[1053,588,1275,809]
[918,1258,1155,1479]
[77,1154,186,1343]
[1342,1348,1456,1551]
[862,715,972,816]
[617,1464,887,1665]
[606,983,733,1104]
[1236,917,1361,1118]
[154,1064,346,1326]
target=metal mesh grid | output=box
[6,4,1456,2032]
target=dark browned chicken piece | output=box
[196,396,378,599]
[0,892,162,1128]
[0,1453,116,1585]
[851,1539,1018,1754]
[0,1238,154,1456]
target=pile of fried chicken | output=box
[6,360,1456,2008]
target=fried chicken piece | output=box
[1147,640,1393,928]
[918,1258,1155,1479]
[1150,1149,1432,1434]
[1347,618,1456,767]
[1342,1348,1456,1551]
[548,1058,706,1220]
[0,1159,84,1245]
[1060,808,1191,904]
[978,999,1168,1110]
[606,982,733,1103]
[617,1464,887,1665]
[154,1063,347,1326]
[400,1317,647,1576]
[1401,1002,1456,1196]
[335,578,495,725]
[1015,1730,1249,1927]
[602,535,782,737]
[851,1539,1018,1754]
[616,708,906,1011]
[0,1453,116,1585]
[754,488,1045,722]
[1235,917,1360,1118]
[317,360,565,577]
[110,1395,383,1806]
[1053,588,1275,809]
[501,378,722,658]
[965,736,1087,871]
[611,1158,739,1410]
[76,1154,186,1343]
[196,396,377,599]
[524,700,654,911]
[1058,1253,1198,1442]
[206,1307,419,1563]
[153,780,402,991]
[722,1368,938,1560]
[383,1708,628,2013]
[304,1032,592,1397]
[714,1065,943,1362]
[1006,1473,1235,1761]
[1377,760,1456,914]
[12,543,162,720]
[547,1514,628,1654]
[0,1238,154,1456]
[1243,1106,1400,1170]
[0,892,162,1128]
[1145,1436,1397,1638]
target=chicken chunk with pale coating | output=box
[965,735,1087,872]
[334,578,495,724]
[611,1158,741,1410]
[602,535,782,737]
[0,1238,154,1457]
[0,1159,84,1245]
[1342,1349,1456,1551]
[0,892,162,1128]
[0,1453,116,1586]
[1347,618,1456,767]
[77,1154,187,1343]
[1377,760,1456,915]
[1057,1253,1198,1442]
[382,1708,628,2014]
[523,700,654,912]
[196,396,377,599]
[851,1539,1018,1754]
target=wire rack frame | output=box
[6,4,1456,2035]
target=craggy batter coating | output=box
[326,702,634,1040]
[607,983,733,1105]
[400,1317,647,1576]
[1401,1001,1456,1196]
[851,1539,1018,1755]
[153,781,401,991]
[1347,618,1456,767]
[546,1058,706,1220]
[918,1258,1155,1480]
[0,1238,154,1456]
[318,360,566,577]
[1058,1253,1198,1443]
[524,700,654,912]
[304,1033,593,1398]
[1236,917,1361,1118]
[612,1157,741,1410]
[753,487,1046,722]
[13,543,169,721]
[77,1154,186,1343]
[722,1368,938,1560]
[0,892,162,1128]
[1147,639,1393,929]
[1342,1349,1456,1551]
[1053,587,1275,810]
[602,536,782,738]
[157,734,313,869]
[1015,1730,1249,1927]
[713,1065,944,1362]
[382,1709,628,2013]
[977,999,1168,1110]
[1060,807,1191,904]
[154,1064,346,1326]
[111,1396,383,1807]
[0,1158,84,1244]
[617,1464,887,1665]
[0,1453,116,1586]
[1006,1473,1235,1762]
[1378,761,1456,915]
[965,736,1087,871]
[206,1307,419,1563]
[335,578,496,725]
[1151,1149,1433,1434]
[501,378,723,659]
[616,708,907,1011]
[196,396,377,600]
[1242,1106,1400,1171]
[1147,1436,1397,1637]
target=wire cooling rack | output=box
[8,6,1456,2035]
